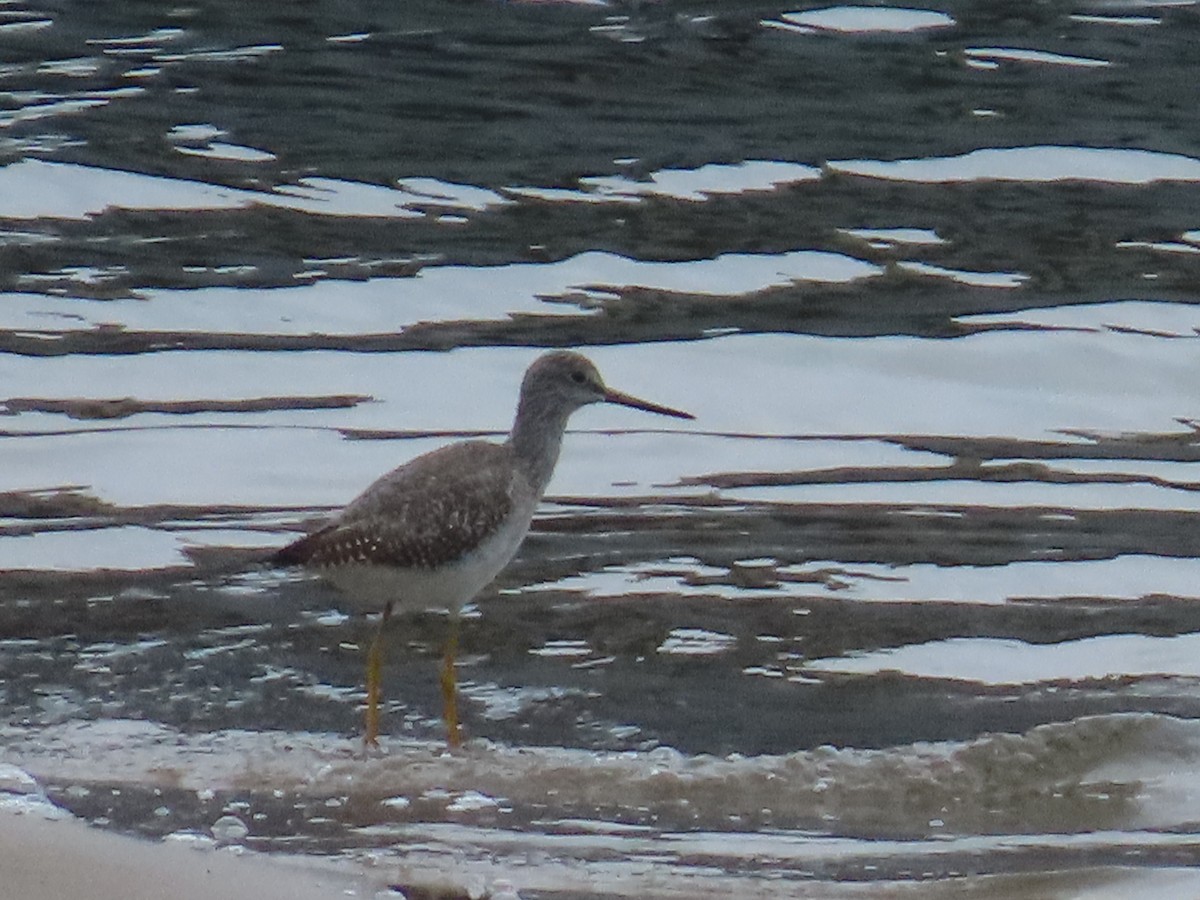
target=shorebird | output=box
[272,351,693,747]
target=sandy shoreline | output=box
[0,802,380,900]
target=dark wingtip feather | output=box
[271,528,330,567]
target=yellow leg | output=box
[364,604,393,748]
[440,615,462,749]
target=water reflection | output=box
[807,633,1200,683]
[778,7,956,34]
[0,159,504,220]
[509,160,822,203]
[5,0,1200,896]
[963,47,1112,68]
[828,145,1200,183]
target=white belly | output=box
[317,497,535,615]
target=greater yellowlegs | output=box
[273,351,694,746]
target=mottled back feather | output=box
[273,441,523,571]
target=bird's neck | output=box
[509,400,572,493]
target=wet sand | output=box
[13,802,1200,900]
[1,807,374,900]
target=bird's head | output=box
[522,351,694,420]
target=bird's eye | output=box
[570,370,587,384]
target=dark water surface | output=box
[5,1,1200,897]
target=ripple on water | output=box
[0,248,884,338]
[524,555,1200,606]
[964,47,1112,68]
[510,160,823,203]
[0,159,508,221]
[778,7,956,34]
[828,145,1200,184]
[805,632,1200,685]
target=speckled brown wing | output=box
[273,440,519,571]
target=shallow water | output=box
[4,1,1200,897]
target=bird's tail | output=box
[181,543,284,573]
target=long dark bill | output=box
[603,387,694,420]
